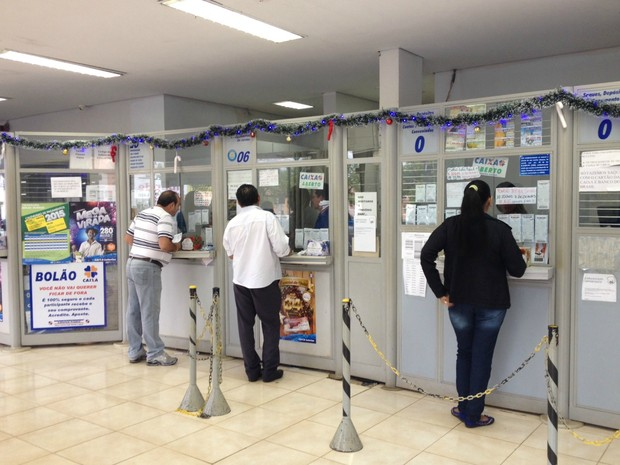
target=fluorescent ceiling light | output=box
[162,0,302,43]
[275,101,313,110]
[0,50,123,78]
[0,97,7,102]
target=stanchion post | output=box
[330,298,363,452]
[547,325,559,465]
[201,287,231,418]
[178,285,205,412]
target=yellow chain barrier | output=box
[350,301,620,445]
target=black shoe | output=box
[248,371,262,382]
[263,369,283,383]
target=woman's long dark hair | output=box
[457,179,491,255]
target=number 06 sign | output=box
[224,135,256,165]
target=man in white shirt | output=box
[223,184,291,382]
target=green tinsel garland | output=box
[1,88,619,152]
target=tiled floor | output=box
[0,343,618,465]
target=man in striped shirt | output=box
[124,190,182,366]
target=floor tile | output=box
[116,447,211,465]
[426,429,518,465]
[57,432,154,465]
[0,406,72,436]
[20,418,111,452]
[81,402,165,429]
[217,440,317,465]
[121,411,209,446]
[216,406,302,439]
[0,437,49,465]
[364,415,451,450]
[165,424,258,463]
[323,435,419,465]
[266,419,336,456]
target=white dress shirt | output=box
[223,205,290,288]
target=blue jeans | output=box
[126,259,164,359]
[448,304,507,421]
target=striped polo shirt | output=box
[126,205,175,266]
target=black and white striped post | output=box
[330,298,363,452]
[178,285,205,413]
[201,287,231,418]
[547,325,559,465]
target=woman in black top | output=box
[420,179,526,428]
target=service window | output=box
[577,149,620,228]
[444,153,552,266]
[401,160,438,226]
[255,166,330,254]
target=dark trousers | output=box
[233,280,282,377]
[448,304,507,421]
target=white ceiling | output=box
[1,0,620,124]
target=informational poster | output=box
[93,145,116,170]
[495,187,537,205]
[353,192,377,253]
[51,177,83,198]
[521,113,543,146]
[494,119,514,148]
[30,262,106,330]
[445,104,486,151]
[446,166,480,181]
[22,203,72,264]
[520,154,550,176]
[259,168,279,187]
[279,270,316,343]
[69,147,93,170]
[69,202,117,263]
[401,232,430,297]
[128,141,151,171]
[582,273,617,303]
[578,166,620,192]
[86,185,116,202]
[446,181,469,208]
[581,150,620,168]
[227,170,252,200]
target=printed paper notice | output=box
[579,166,620,192]
[227,170,252,200]
[51,177,83,198]
[259,169,279,187]
[401,232,430,297]
[582,273,617,303]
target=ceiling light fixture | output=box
[0,50,123,78]
[161,0,302,43]
[275,101,313,110]
[0,97,7,102]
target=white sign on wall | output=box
[399,109,440,155]
[224,135,256,165]
[576,86,620,144]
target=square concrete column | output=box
[379,48,423,108]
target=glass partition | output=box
[401,160,438,226]
[347,163,381,257]
[444,153,552,265]
[254,166,330,254]
[256,130,327,162]
[578,150,620,228]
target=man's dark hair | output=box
[314,183,329,201]
[157,190,179,207]
[236,184,259,207]
[86,227,98,235]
